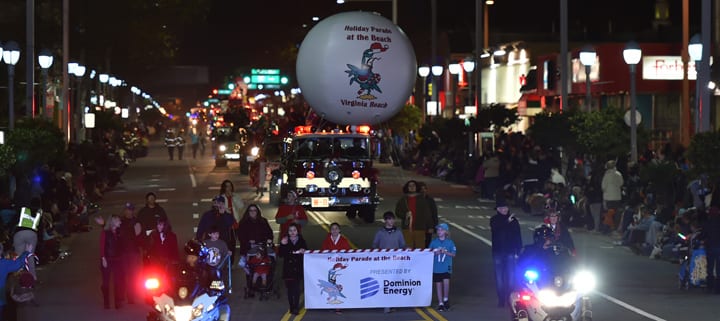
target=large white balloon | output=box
[296,11,417,125]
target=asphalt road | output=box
[18,142,717,321]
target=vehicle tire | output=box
[360,205,375,223]
[218,303,231,321]
[346,207,358,219]
[216,159,227,167]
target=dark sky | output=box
[176,0,690,87]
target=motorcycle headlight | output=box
[174,306,192,321]
[251,146,259,156]
[537,290,577,307]
[219,144,227,152]
[572,270,597,294]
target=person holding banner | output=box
[429,223,456,311]
[279,223,307,315]
[373,211,406,313]
[395,180,434,249]
[321,223,351,315]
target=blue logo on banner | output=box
[359,277,379,299]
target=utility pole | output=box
[681,0,691,145]
[560,0,568,113]
[62,0,69,142]
[26,0,35,118]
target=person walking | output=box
[190,129,200,159]
[417,182,439,248]
[0,243,34,317]
[490,196,522,308]
[372,211,406,313]
[164,130,177,161]
[236,204,273,256]
[601,160,624,232]
[274,191,308,243]
[482,152,501,200]
[175,130,186,160]
[146,217,179,274]
[218,180,245,227]
[429,223,456,311]
[118,203,142,304]
[196,196,236,265]
[395,180,434,249]
[100,215,125,309]
[137,192,168,236]
[278,223,306,315]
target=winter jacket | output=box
[196,209,236,247]
[236,218,273,255]
[490,212,523,257]
[601,169,624,202]
[483,156,500,178]
[372,226,406,249]
[321,234,351,251]
[100,229,123,259]
[279,237,307,280]
[147,230,179,266]
[395,194,434,231]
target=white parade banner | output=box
[303,249,433,309]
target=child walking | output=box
[429,223,456,311]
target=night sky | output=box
[178,0,689,86]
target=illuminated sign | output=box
[642,56,697,80]
[251,75,281,84]
[251,69,280,75]
[216,89,232,95]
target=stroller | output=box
[239,240,281,300]
[678,231,707,289]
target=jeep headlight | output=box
[327,170,340,182]
[306,184,318,193]
[349,184,361,192]
[218,144,227,152]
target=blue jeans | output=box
[493,254,516,306]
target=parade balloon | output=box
[296,11,417,125]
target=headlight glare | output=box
[572,270,597,294]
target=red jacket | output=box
[321,234,351,251]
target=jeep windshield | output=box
[212,126,239,143]
[292,136,370,160]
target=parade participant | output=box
[429,223,456,311]
[236,204,273,256]
[204,225,230,269]
[13,199,41,280]
[279,224,306,315]
[373,211,405,313]
[137,192,168,235]
[196,197,236,265]
[164,130,177,160]
[544,203,576,253]
[100,215,125,309]
[490,196,522,308]
[321,222,350,315]
[417,182,439,247]
[119,203,142,304]
[218,180,245,226]
[274,191,308,243]
[395,180,434,248]
[146,217,179,271]
[175,130,186,160]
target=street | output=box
[19,143,716,321]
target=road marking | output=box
[189,173,197,188]
[150,178,161,182]
[433,198,443,202]
[208,186,221,190]
[193,227,197,233]
[156,199,168,203]
[465,225,475,229]
[481,206,489,210]
[438,205,448,209]
[467,205,481,209]
[192,203,198,206]
[152,174,161,177]
[485,215,491,219]
[477,198,495,203]
[444,217,669,320]
[477,226,487,230]
[425,306,449,321]
[455,205,467,209]
[200,198,213,202]
[413,307,434,321]
[193,213,199,219]
[147,184,160,188]
[159,188,176,192]
[595,292,667,321]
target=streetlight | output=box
[579,45,596,112]
[688,33,702,133]
[463,59,476,108]
[418,65,430,121]
[623,41,642,164]
[38,49,54,117]
[431,64,443,118]
[2,41,21,130]
[448,63,462,116]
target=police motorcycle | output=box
[510,226,595,321]
[144,240,231,321]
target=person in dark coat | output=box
[100,215,125,309]
[703,206,720,294]
[137,192,168,234]
[490,196,522,308]
[235,204,273,256]
[278,223,306,315]
[118,203,142,304]
[196,196,237,265]
[146,217,179,272]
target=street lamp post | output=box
[431,64,443,119]
[462,59,475,109]
[38,49,54,118]
[2,41,21,130]
[688,34,702,134]
[579,45,596,112]
[99,74,109,107]
[418,65,430,122]
[72,64,86,142]
[623,41,642,164]
[448,62,462,117]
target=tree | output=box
[570,107,650,161]
[8,118,66,174]
[527,111,577,150]
[384,104,423,137]
[471,103,519,133]
[688,131,720,180]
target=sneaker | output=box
[443,299,450,310]
[436,303,445,311]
